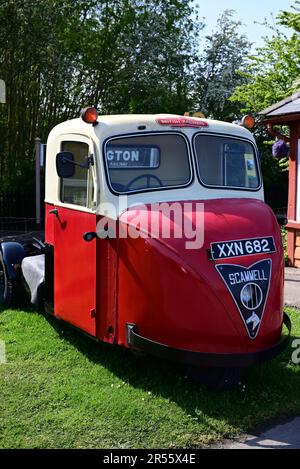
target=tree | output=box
[0,0,82,189]
[192,10,251,121]
[0,0,201,191]
[278,0,300,33]
[98,0,203,114]
[230,1,300,113]
[229,3,300,212]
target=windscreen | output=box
[194,135,260,189]
[105,134,191,193]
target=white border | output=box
[210,236,276,261]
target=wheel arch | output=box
[0,242,26,280]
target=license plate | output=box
[210,237,276,260]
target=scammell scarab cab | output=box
[0,109,291,390]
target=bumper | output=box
[126,313,291,368]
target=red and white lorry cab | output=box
[0,108,291,389]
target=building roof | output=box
[260,91,300,118]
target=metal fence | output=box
[0,191,43,232]
[264,184,288,216]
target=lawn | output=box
[0,306,299,449]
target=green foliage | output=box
[0,308,299,448]
[0,0,202,190]
[256,140,289,211]
[278,0,300,33]
[230,1,300,114]
[1,0,297,198]
[229,1,300,210]
[281,227,289,266]
[97,0,203,114]
[0,0,77,189]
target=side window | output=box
[60,141,94,208]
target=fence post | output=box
[0,79,5,103]
[35,137,41,227]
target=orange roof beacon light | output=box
[241,114,255,130]
[81,107,99,126]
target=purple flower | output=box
[272,140,289,158]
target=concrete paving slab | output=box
[216,417,300,449]
[285,267,300,309]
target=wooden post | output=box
[0,79,5,103]
[35,137,41,227]
[286,123,297,265]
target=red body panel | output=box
[95,231,118,344]
[51,205,97,336]
[45,198,284,357]
[45,204,118,342]
[116,199,284,354]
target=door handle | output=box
[49,208,58,217]
[83,232,97,242]
[83,224,115,241]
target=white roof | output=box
[45,113,261,211]
[48,113,255,142]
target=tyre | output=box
[0,254,19,308]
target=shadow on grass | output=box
[37,309,300,436]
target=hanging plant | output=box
[272,139,290,159]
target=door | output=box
[53,135,97,336]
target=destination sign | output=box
[106,145,160,169]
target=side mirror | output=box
[56,152,75,178]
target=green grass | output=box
[0,307,299,449]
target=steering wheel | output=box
[125,174,163,191]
